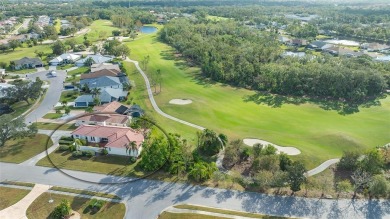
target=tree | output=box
[360,149,384,175]
[43,25,58,40]
[337,150,361,171]
[351,170,371,198]
[189,161,217,182]
[55,108,62,114]
[112,30,121,36]
[198,129,222,156]
[252,155,280,173]
[91,45,99,54]
[0,115,37,147]
[139,137,168,172]
[262,145,277,155]
[125,141,138,157]
[72,138,85,151]
[84,57,94,66]
[64,106,71,115]
[5,80,43,105]
[34,50,44,59]
[99,31,108,40]
[61,100,68,107]
[85,107,93,113]
[336,180,352,198]
[130,31,137,40]
[287,161,307,193]
[222,139,242,169]
[51,40,66,56]
[65,39,77,50]
[8,39,21,51]
[369,175,389,198]
[279,153,292,171]
[212,171,227,186]
[83,39,91,47]
[253,143,263,158]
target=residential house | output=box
[361,43,390,52]
[307,41,332,51]
[79,76,123,90]
[91,63,121,73]
[282,51,306,58]
[80,68,129,85]
[71,125,144,157]
[49,53,81,66]
[278,36,292,45]
[0,69,5,76]
[93,101,129,114]
[74,88,128,107]
[324,46,363,57]
[12,57,43,70]
[291,39,308,47]
[75,114,130,127]
[375,56,390,62]
[75,54,114,67]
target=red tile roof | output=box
[93,101,124,113]
[71,125,144,148]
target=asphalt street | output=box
[25,69,66,124]
[1,162,389,219]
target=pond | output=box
[140,26,157,34]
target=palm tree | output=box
[72,138,85,151]
[170,161,186,178]
[126,141,138,157]
[84,107,93,113]
[189,162,208,182]
[61,100,68,107]
[91,87,101,98]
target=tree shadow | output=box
[243,91,386,115]
[0,141,23,158]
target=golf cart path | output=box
[0,184,50,219]
[125,57,340,176]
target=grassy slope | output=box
[0,187,30,210]
[26,193,125,219]
[73,20,119,44]
[0,134,53,163]
[124,31,390,168]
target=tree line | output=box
[160,18,389,103]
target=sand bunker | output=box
[169,99,193,105]
[243,138,301,155]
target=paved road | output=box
[25,69,66,124]
[10,18,31,35]
[1,162,389,219]
[125,58,205,130]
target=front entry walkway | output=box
[0,184,50,219]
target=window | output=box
[91,136,95,141]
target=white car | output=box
[49,70,57,77]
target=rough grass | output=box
[35,122,77,131]
[0,134,53,163]
[43,113,63,119]
[26,193,125,219]
[0,187,30,210]
[73,20,119,44]
[124,30,390,168]
[49,187,121,200]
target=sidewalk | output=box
[0,184,50,219]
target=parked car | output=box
[49,70,57,77]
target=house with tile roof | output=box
[80,76,123,90]
[93,101,129,114]
[91,63,121,73]
[73,88,128,107]
[12,57,43,70]
[71,124,144,157]
[75,114,130,127]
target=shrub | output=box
[60,136,73,141]
[50,200,71,219]
[68,145,76,152]
[101,148,108,155]
[59,140,73,145]
[58,145,70,151]
[88,199,105,213]
[72,151,83,157]
[82,150,94,157]
[129,156,137,164]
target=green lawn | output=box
[60,90,80,102]
[37,150,148,177]
[0,134,53,163]
[0,187,30,210]
[206,15,229,21]
[124,30,390,168]
[49,187,121,200]
[26,193,125,219]
[35,122,77,131]
[0,44,51,66]
[9,100,31,117]
[43,113,63,119]
[159,212,229,219]
[58,64,74,70]
[67,66,89,76]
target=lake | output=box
[140,26,157,34]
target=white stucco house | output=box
[71,125,144,157]
[49,53,81,66]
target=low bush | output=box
[60,136,73,141]
[82,150,94,157]
[101,148,108,155]
[129,156,137,164]
[72,151,83,157]
[58,145,70,151]
[88,199,105,213]
[59,140,73,145]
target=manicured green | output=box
[26,193,125,219]
[0,187,30,210]
[124,30,390,168]
[0,134,53,163]
[73,20,120,44]
[0,44,51,66]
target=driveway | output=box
[24,69,66,124]
[0,162,389,219]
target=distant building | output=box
[49,53,81,66]
[307,41,332,51]
[75,54,114,67]
[291,39,308,47]
[360,43,390,52]
[12,57,43,70]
